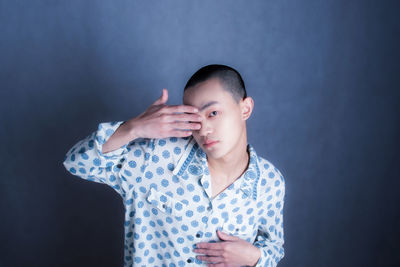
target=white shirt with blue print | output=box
[63,120,285,267]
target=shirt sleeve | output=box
[62,120,155,199]
[253,167,285,267]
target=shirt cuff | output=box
[94,120,129,159]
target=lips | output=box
[203,139,219,148]
[203,139,217,145]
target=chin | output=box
[204,148,226,160]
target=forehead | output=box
[183,78,236,107]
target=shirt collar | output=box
[239,144,261,200]
[173,137,261,200]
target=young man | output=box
[63,64,285,267]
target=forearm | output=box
[102,119,139,154]
[63,120,131,179]
[63,120,149,197]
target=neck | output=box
[207,134,250,184]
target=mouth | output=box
[203,140,219,148]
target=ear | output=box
[240,97,254,121]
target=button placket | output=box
[206,199,213,212]
[195,231,203,238]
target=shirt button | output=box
[162,204,167,209]
[207,205,212,211]
[196,231,203,238]
[187,258,193,263]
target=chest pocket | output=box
[221,221,256,243]
[146,187,187,219]
[220,201,258,243]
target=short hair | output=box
[184,64,247,103]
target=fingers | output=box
[162,113,202,123]
[172,122,201,131]
[194,238,253,266]
[196,242,224,250]
[174,113,203,122]
[206,263,225,267]
[165,104,199,114]
[217,230,239,241]
[156,119,200,138]
[207,263,225,267]
[196,255,224,264]
[193,248,223,256]
[139,89,203,139]
[152,88,168,105]
[171,130,193,137]
[152,90,198,115]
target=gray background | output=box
[1,0,399,266]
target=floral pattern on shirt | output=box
[63,120,285,267]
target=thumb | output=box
[217,230,239,241]
[152,88,168,105]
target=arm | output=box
[253,168,286,267]
[103,88,202,154]
[101,120,138,154]
[62,120,147,198]
[62,89,202,197]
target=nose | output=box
[197,120,213,137]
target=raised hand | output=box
[127,88,202,139]
[101,88,202,154]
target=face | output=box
[183,78,253,160]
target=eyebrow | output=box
[199,101,220,112]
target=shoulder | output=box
[255,154,286,198]
[127,136,193,152]
[152,136,194,155]
[257,156,285,181]
[131,136,196,163]
[249,144,285,185]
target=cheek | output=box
[223,116,243,138]
[222,115,239,128]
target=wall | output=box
[1,0,399,266]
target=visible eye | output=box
[209,111,218,117]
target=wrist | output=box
[248,246,261,266]
[124,118,141,141]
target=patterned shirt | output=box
[63,120,285,267]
